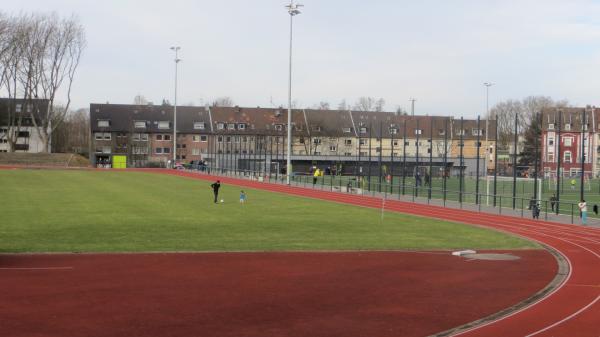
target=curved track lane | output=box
[153,170,600,337]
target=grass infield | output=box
[0,170,537,252]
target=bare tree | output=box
[212,96,234,107]
[353,97,386,112]
[51,107,89,154]
[133,94,148,105]
[337,99,347,111]
[28,14,86,153]
[317,101,330,110]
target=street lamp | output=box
[285,0,302,185]
[170,46,181,167]
[484,82,494,204]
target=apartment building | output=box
[90,103,495,175]
[0,98,50,153]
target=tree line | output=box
[0,12,85,152]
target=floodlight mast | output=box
[285,1,302,185]
[484,82,494,205]
[170,46,181,166]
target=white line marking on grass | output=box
[0,267,73,270]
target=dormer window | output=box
[98,120,110,128]
[389,128,398,134]
[238,123,246,130]
[359,127,367,134]
[565,123,571,131]
[274,124,283,131]
[217,123,225,130]
[342,127,351,133]
[548,123,555,130]
[415,129,422,135]
[158,121,170,129]
[134,121,146,128]
[227,123,235,130]
[15,104,22,113]
[472,129,483,136]
[194,122,205,130]
[456,129,465,136]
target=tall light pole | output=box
[484,82,494,205]
[285,1,302,184]
[170,46,181,166]
[409,98,416,116]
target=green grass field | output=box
[283,173,600,217]
[0,170,537,253]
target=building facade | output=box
[0,98,50,153]
[90,103,495,175]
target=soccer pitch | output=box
[0,170,537,252]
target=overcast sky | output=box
[4,0,600,117]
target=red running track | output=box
[155,169,600,337]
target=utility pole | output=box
[409,98,416,116]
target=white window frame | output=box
[158,121,170,129]
[227,123,235,130]
[564,123,571,131]
[201,135,208,142]
[344,139,352,146]
[359,127,367,134]
[274,124,283,131]
[564,151,572,163]
[238,123,246,130]
[472,129,482,136]
[194,122,205,130]
[313,138,322,144]
[192,148,200,155]
[342,127,351,133]
[415,129,422,135]
[134,121,146,128]
[548,123,554,130]
[329,146,337,152]
[217,123,225,130]
[390,128,398,134]
[192,135,200,142]
[564,137,572,147]
[98,120,110,128]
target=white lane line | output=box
[525,295,600,337]
[0,267,73,270]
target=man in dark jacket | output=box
[211,180,221,203]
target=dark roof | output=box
[88,103,495,140]
[541,107,595,132]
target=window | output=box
[298,137,305,144]
[342,127,351,133]
[344,139,352,146]
[217,136,223,143]
[227,123,235,130]
[156,147,163,154]
[344,152,352,156]
[359,127,367,134]
[359,151,368,157]
[217,123,225,130]
[140,133,148,141]
[117,132,127,138]
[194,122,205,130]
[329,146,337,152]
[158,121,170,129]
[238,123,246,130]
[547,153,554,162]
[313,126,321,132]
[548,123,554,130]
[438,129,446,135]
[193,135,200,142]
[548,138,554,146]
[156,134,163,141]
[192,148,200,155]
[313,138,321,144]
[564,123,571,131]
[102,146,111,154]
[103,132,111,140]
[472,129,482,136]
[564,137,572,147]
[376,147,381,153]
[456,129,465,136]
[392,140,399,146]
[164,135,171,141]
[274,124,283,131]
[359,139,367,145]
[389,128,398,134]
[15,104,22,112]
[135,121,146,128]
[26,104,32,113]
[98,120,110,127]
[242,136,248,143]
[564,151,572,163]
[95,132,110,140]
[226,136,231,143]
[200,135,208,142]
[163,147,171,154]
[415,129,422,135]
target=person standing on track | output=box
[211,180,221,203]
[578,199,587,225]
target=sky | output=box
[4,0,600,117]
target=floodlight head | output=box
[484,82,494,87]
[170,46,181,52]
[285,1,303,16]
